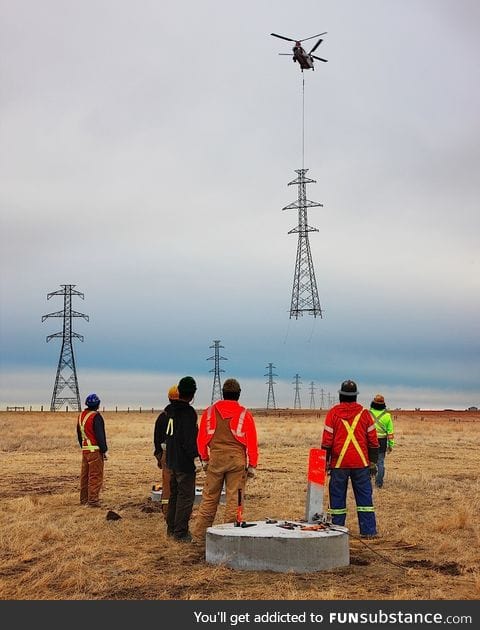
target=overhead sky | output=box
[1,0,479,410]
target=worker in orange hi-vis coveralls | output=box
[191,378,258,541]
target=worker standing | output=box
[163,376,199,542]
[369,394,395,489]
[153,384,179,516]
[321,380,379,538]
[191,378,258,541]
[77,393,108,508]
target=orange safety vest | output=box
[197,400,258,467]
[321,404,378,468]
[78,410,100,451]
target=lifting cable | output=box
[301,74,305,169]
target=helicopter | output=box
[270,32,328,71]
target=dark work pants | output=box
[329,467,377,536]
[166,470,196,539]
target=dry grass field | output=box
[0,408,479,600]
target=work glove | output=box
[102,453,108,461]
[154,453,162,468]
[247,466,256,479]
[201,460,209,472]
[387,446,393,454]
[194,458,202,473]
[368,463,377,477]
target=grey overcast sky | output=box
[1,0,479,410]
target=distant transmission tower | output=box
[207,340,227,404]
[293,374,302,409]
[42,284,89,411]
[283,168,323,319]
[309,381,316,409]
[265,363,278,410]
[319,387,325,409]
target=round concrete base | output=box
[205,521,349,573]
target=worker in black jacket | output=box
[160,376,199,542]
[153,384,179,516]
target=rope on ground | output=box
[327,525,409,571]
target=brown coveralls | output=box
[158,450,171,517]
[192,408,247,539]
[80,451,104,506]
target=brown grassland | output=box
[0,409,479,600]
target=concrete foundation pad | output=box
[206,520,349,573]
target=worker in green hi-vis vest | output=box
[369,394,395,489]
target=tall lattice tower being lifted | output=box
[283,168,323,318]
[42,284,89,411]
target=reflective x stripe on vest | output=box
[80,411,99,451]
[166,417,174,435]
[335,412,368,467]
[373,409,388,437]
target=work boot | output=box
[174,532,193,543]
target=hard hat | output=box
[373,394,385,404]
[338,380,358,397]
[222,378,241,394]
[168,385,179,400]
[85,393,101,408]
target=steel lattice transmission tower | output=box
[319,387,325,409]
[309,381,316,409]
[283,168,323,319]
[42,284,89,411]
[293,373,302,409]
[265,363,278,410]
[207,340,227,404]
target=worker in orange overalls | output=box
[191,378,258,540]
[154,385,179,516]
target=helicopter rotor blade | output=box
[299,32,327,43]
[311,55,328,62]
[271,33,295,42]
[309,38,323,54]
[278,53,294,56]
